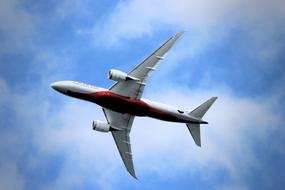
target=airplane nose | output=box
[50,81,66,93]
[50,82,59,90]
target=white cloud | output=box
[0,69,283,190]
[0,0,89,54]
[0,0,38,52]
[0,0,284,189]
[88,0,285,78]
[91,0,285,46]
[36,101,123,189]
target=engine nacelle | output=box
[92,120,110,132]
[108,69,139,81]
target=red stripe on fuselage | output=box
[90,91,149,116]
[65,90,184,122]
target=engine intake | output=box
[108,69,139,81]
[92,120,110,132]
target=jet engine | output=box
[92,120,110,132]
[108,69,139,81]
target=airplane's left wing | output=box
[102,108,137,178]
[112,130,136,178]
[109,32,184,99]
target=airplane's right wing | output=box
[102,108,137,178]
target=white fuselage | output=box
[51,81,205,124]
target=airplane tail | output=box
[186,97,217,147]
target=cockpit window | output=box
[178,110,184,114]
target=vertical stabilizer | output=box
[186,123,201,146]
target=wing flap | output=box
[103,108,134,131]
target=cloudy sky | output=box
[0,0,285,189]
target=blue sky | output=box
[0,0,285,189]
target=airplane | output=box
[50,32,217,179]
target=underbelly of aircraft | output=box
[66,90,186,123]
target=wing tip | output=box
[174,31,185,39]
[196,141,202,147]
[128,169,138,180]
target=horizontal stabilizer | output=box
[186,123,201,146]
[190,97,218,119]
